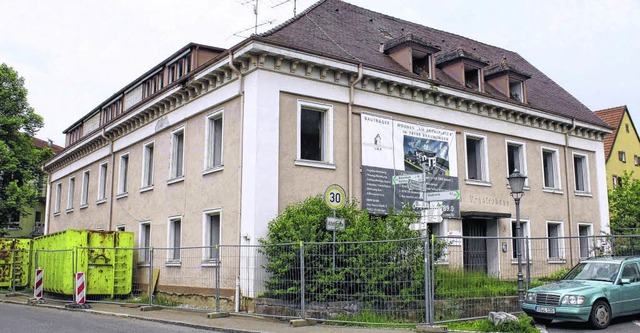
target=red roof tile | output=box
[595,106,626,161]
[260,0,608,127]
[33,137,64,154]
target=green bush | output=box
[447,315,537,333]
[259,196,442,305]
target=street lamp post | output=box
[507,169,527,305]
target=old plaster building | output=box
[595,106,640,189]
[44,0,611,285]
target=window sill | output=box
[294,159,336,170]
[165,261,182,267]
[116,192,128,200]
[54,212,61,217]
[465,179,492,187]
[137,262,150,267]
[140,186,154,193]
[167,177,185,185]
[511,260,533,265]
[96,198,107,205]
[543,188,564,195]
[66,208,74,214]
[202,166,224,176]
[548,259,567,264]
[201,260,221,267]
[79,204,88,210]
[574,191,593,197]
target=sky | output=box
[1,0,638,147]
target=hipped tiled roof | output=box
[259,0,607,127]
[33,137,63,154]
[595,106,626,161]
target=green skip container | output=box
[0,238,32,288]
[32,230,134,296]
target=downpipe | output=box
[348,64,363,197]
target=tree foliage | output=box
[0,63,52,235]
[259,195,444,310]
[608,171,640,235]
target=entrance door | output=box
[463,219,487,272]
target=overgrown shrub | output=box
[259,196,442,306]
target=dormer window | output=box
[509,79,524,102]
[484,60,531,104]
[167,52,192,84]
[383,34,440,80]
[436,48,488,92]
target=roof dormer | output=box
[484,60,532,103]
[383,34,440,79]
[435,48,489,92]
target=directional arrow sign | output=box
[409,222,427,231]
[426,190,460,201]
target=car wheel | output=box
[532,317,553,325]
[589,300,611,329]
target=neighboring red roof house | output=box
[33,137,64,154]
[595,106,640,188]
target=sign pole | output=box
[332,210,336,274]
[324,184,346,275]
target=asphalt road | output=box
[543,316,640,333]
[0,302,219,333]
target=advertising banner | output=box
[361,114,460,219]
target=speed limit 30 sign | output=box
[324,184,346,210]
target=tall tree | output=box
[0,63,52,235]
[608,171,640,235]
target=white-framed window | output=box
[613,175,621,188]
[464,132,489,183]
[464,65,481,91]
[98,162,108,202]
[139,221,151,264]
[202,209,221,263]
[578,223,593,258]
[573,152,590,193]
[509,79,524,102]
[80,170,90,207]
[141,141,154,189]
[510,219,530,260]
[619,151,626,163]
[116,224,126,231]
[204,110,224,171]
[167,216,182,262]
[170,127,185,180]
[541,147,561,190]
[547,221,565,260]
[54,182,62,214]
[296,100,334,166]
[118,153,129,195]
[67,177,75,211]
[505,140,527,184]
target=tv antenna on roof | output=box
[271,0,297,16]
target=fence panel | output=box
[301,238,428,325]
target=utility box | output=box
[32,230,134,296]
[0,238,32,288]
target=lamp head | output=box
[508,169,527,197]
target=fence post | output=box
[430,236,435,324]
[300,241,305,319]
[425,239,434,325]
[71,249,76,303]
[11,249,17,293]
[525,237,531,288]
[215,245,220,312]
[148,247,154,306]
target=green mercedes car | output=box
[522,256,640,329]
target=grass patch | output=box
[111,293,179,307]
[446,315,538,333]
[328,310,416,328]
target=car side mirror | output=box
[621,278,632,285]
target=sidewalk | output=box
[1,294,445,333]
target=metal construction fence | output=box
[3,235,640,325]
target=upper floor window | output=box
[67,177,75,212]
[142,73,163,99]
[170,127,185,180]
[464,66,481,91]
[118,153,129,195]
[506,140,527,183]
[573,153,590,193]
[168,54,191,84]
[297,101,334,166]
[465,133,489,182]
[509,79,524,102]
[98,162,108,202]
[619,151,626,163]
[635,155,640,167]
[81,170,90,207]
[613,175,622,188]
[626,124,630,133]
[142,141,154,189]
[205,111,223,171]
[542,147,561,190]
[54,182,62,214]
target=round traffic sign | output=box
[324,184,346,210]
